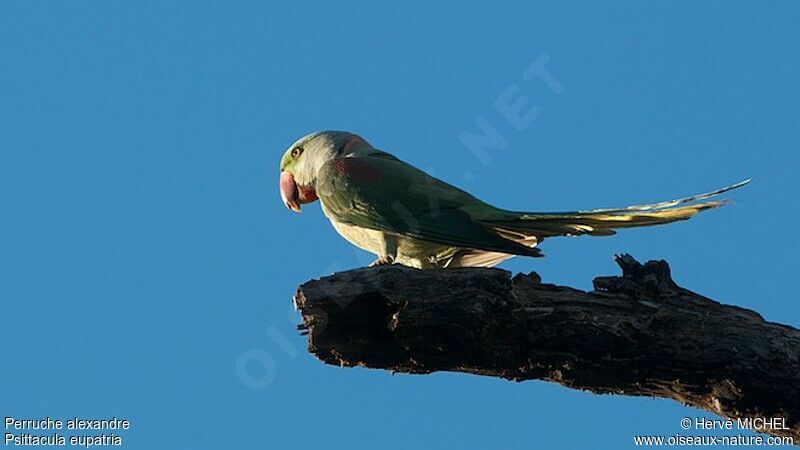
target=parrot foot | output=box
[369,255,395,267]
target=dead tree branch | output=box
[294,255,800,440]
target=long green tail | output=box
[484,179,751,239]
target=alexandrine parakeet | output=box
[279,131,749,269]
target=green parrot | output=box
[279,130,750,269]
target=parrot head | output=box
[279,130,369,212]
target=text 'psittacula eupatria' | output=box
[279,131,750,269]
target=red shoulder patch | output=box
[334,158,382,181]
[342,135,366,152]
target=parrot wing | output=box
[315,152,542,257]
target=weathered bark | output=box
[294,255,800,440]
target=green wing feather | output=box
[316,152,542,257]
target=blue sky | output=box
[1,1,798,449]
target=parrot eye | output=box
[291,147,303,158]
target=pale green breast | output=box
[325,216,457,269]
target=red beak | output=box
[279,171,301,212]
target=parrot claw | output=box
[369,255,395,267]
